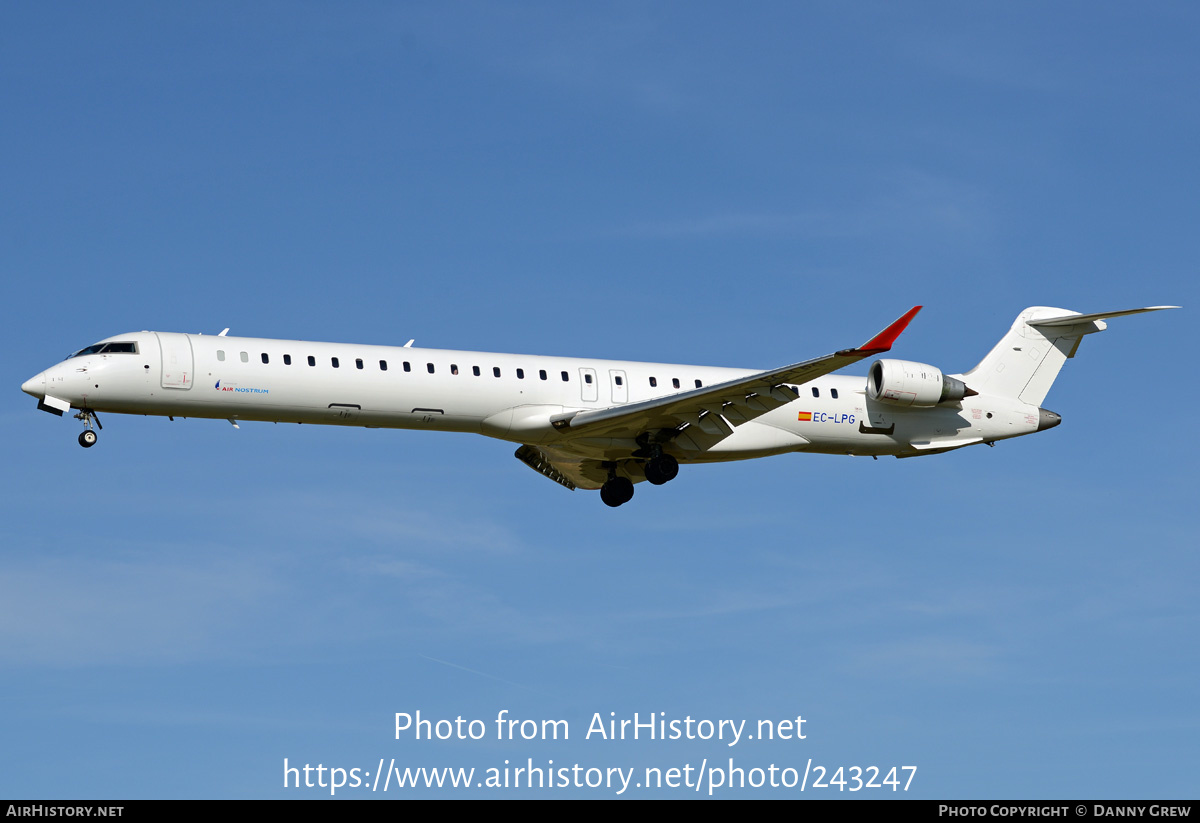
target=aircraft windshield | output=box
[68,342,138,358]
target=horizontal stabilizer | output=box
[964,304,1178,406]
[1028,306,1179,327]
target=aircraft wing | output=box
[548,306,922,453]
[515,444,610,490]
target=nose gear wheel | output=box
[74,409,101,448]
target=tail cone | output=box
[1037,408,1062,431]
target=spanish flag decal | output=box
[797,411,812,422]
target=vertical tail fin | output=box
[961,306,1177,406]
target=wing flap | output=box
[693,410,734,438]
[720,404,750,424]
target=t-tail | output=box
[961,306,1179,406]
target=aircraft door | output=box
[609,369,628,403]
[579,368,598,403]
[155,333,194,390]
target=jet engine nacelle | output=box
[866,359,973,407]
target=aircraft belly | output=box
[480,404,565,444]
[700,422,809,457]
[87,378,491,433]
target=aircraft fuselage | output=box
[21,329,1045,464]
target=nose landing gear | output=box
[74,409,101,448]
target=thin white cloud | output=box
[612,169,992,242]
[848,636,1002,680]
[0,551,285,666]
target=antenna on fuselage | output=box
[218,328,230,337]
[404,339,414,347]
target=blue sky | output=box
[1,3,1195,798]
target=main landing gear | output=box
[599,451,681,508]
[74,409,101,448]
[643,453,678,486]
[600,473,634,508]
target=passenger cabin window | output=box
[831,388,839,399]
[379,360,388,371]
[561,371,569,382]
[261,353,269,364]
[615,376,623,386]
[356,358,364,370]
[427,363,435,374]
[695,379,703,388]
[672,378,680,389]
[649,377,657,387]
[307,356,316,367]
[539,369,547,380]
[812,387,819,397]
[283,354,292,365]
[516,368,525,379]
[493,367,501,377]
[585,373,593,384]
[451,364,459,375]
[240,352,249,363]
[403,361,411,372]
[217,351,225,362]
[473,366,481,376]
[331,357,340,368]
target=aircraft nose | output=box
[21,372,46,399]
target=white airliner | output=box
[21,305,1176,506]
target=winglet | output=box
[857,306,922,354]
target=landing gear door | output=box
[156,333,194,390]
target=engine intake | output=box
[866,359,975,407]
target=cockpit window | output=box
[69,342,138,358]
